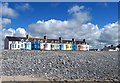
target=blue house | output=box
[31,41,40,50]
[71,38,77,51]
[24,42,31,50]
[59,43,64,50]
[72,43,77,50]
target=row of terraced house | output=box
[4,35,89,51]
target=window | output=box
[15,44,16,48]
[66,45,68,48]
[25,44,27,48]
[21,44,23,47]
[18,45,20,48]
[44,44,48,48]
[21,39,24,42]
[12,44,14,48]
[35,44,37,48]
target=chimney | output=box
[72,38,75,43]
[59,37,62,43]
[44,36,47,40]
[26,34,29,39]
[83,39,86,42]
[111,45,113,47]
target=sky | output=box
[0,2,119,49]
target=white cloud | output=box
[28,5,118,49]
[1,5,118,49]
[15,3,31,11]
[0,18,11,30]
[28,5,92,38]
[14,28,27,37]
[99,22,118,46]
[2,27,27,39]
[0,3,18,17]
[68,5,91,24]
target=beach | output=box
[0,50,119,82]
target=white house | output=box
[4,36,31,50]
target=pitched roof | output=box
[5,36,26,41]
[5,36,84,44]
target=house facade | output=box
[4,35,89,51]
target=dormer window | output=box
[55,41,58,43]
[40,40,43,43]
[21,39,24,42]
[51,40,53,43]
[38,40,40,43]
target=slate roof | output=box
[5,36,85,44]
[5,36,26,41]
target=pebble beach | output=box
[0,50,119,82]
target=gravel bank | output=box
[1,50,119,81]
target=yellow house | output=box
[64,42,72,50]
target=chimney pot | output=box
[59,37,62,43]
[44,36,47,40]
[83,39,85,42]
[26,35,29,39]
[72,38,75,43]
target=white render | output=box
[9,41,21,50]
[40,43,51,50]
[45,43,52,50]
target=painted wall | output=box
[45,43,51,50]
[9,41,21,50]
[40,43,44,50]
[64,43,72,50]
[25,42,31,50]
[51,43,59,50]
[72,43,77,51]
[31,41,40,50]
[77,44,89,51]
[59,43,64,50]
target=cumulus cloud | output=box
[2,27,27,40]
[28,19,70,38]
[99,22,118,46]
[28,5,118,49]
[1,5,118,49]
[0,3,18,17]
[28,5,92,38]
[0,18,11,30]
[14,28,27,37]
[68,5,91,24]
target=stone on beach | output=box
[1,50,119,81]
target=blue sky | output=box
[1,2,119,49]
[6,2,118,29]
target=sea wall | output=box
[1,50,119,81]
